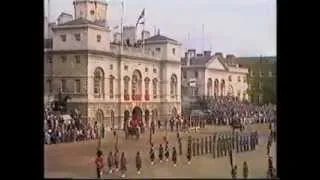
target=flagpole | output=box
[120,0,124,54]
[142,15,146,51]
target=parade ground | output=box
[44,124,277,179]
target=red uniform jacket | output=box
[95,157,104,169]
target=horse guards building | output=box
[44,0,249,131]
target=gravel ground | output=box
[44,124,277,179]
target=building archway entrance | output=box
[145,109,150,128]
[132,106,143,122]
[124,110,130,131]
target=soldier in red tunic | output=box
[95,150,104,179]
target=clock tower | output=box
[73,0,108,24]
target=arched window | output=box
[170,74,178,98]
[111,110,115,129]
[153,78,158,99]
[94,67,104,98]
[207,78,213,96]
[109,75,114,98]
[123,76,130,100]
[144,77,150,100]
[228,85,234,96]
[220,79,225,96]
[96,109,104,123]
[132,70,142,100]
[214,79,219,97]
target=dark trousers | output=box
[96,168,101,179]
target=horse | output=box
[125,125,140,140]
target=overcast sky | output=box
[44,0,276,57]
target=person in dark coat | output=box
[165,143,170,162]
[172,147,177,167]
[95,150,104,179]
[151,121,155,134]
[136,151,142,175]
[150,143,155,165]
[243,161,248,179]
[231,165,237,179]
[159,144,164,163]
[178,137,182,155]
[107,152,113,174]
[120,152,127,178]
[157,120,161,130]
[114,150,119,172]
[187,145,192,165]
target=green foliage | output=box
[247,75,276,105]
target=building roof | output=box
[145,34,177,42]
[57,18,105,27]
[58,12,73,17]
[237,56,277,62]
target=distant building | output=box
[181,50,249,101]
[113,32,121,43]
[57,12,73,25]
[235,56,277,104]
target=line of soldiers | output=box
[149,141,178,167]
[187,131,259,159]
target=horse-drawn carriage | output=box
[125,119,143,140]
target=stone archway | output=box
[145,109,150,128]
[132,106,143,122]
[111,110,115,130]
[124,110,130,131]
[96,109,104,124]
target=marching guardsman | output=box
[243,161,248,179]
[244,133,249,152]
[107,152,114,174]
[136,151,142,175]
[151,121,155,134]
[255,130,259,145]
[172,146,177,167]
[120,152,127,178]
[95,150,104,179]
[159,144,164,163]
[187,144,192,165]
[192,138,196,156]
[150,143,155,165]
[228,146,233,168]
[231,165,237,179]
[236,132,239,153]
[114,149,120,172]
[165,143,170,162]
[267,156,274,178]
[217,136,221,157]
[250,132,254,150]
[200,137,204,155]
[178,137,183,155]
[196,138,200,156]
[158,120,161,130]
[267,134,272,155]
[239,134,243,152]
[224,135,228,156]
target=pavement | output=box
[44,124,277,179]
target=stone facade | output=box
[44,0,181,129]
[181,51,249,101]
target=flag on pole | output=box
[136,8,145,26]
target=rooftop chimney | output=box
[226,54,235,60]
[188,49,196,58]
[204,50,211,57]
[215,52,223,58]
[157,29,160,35]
